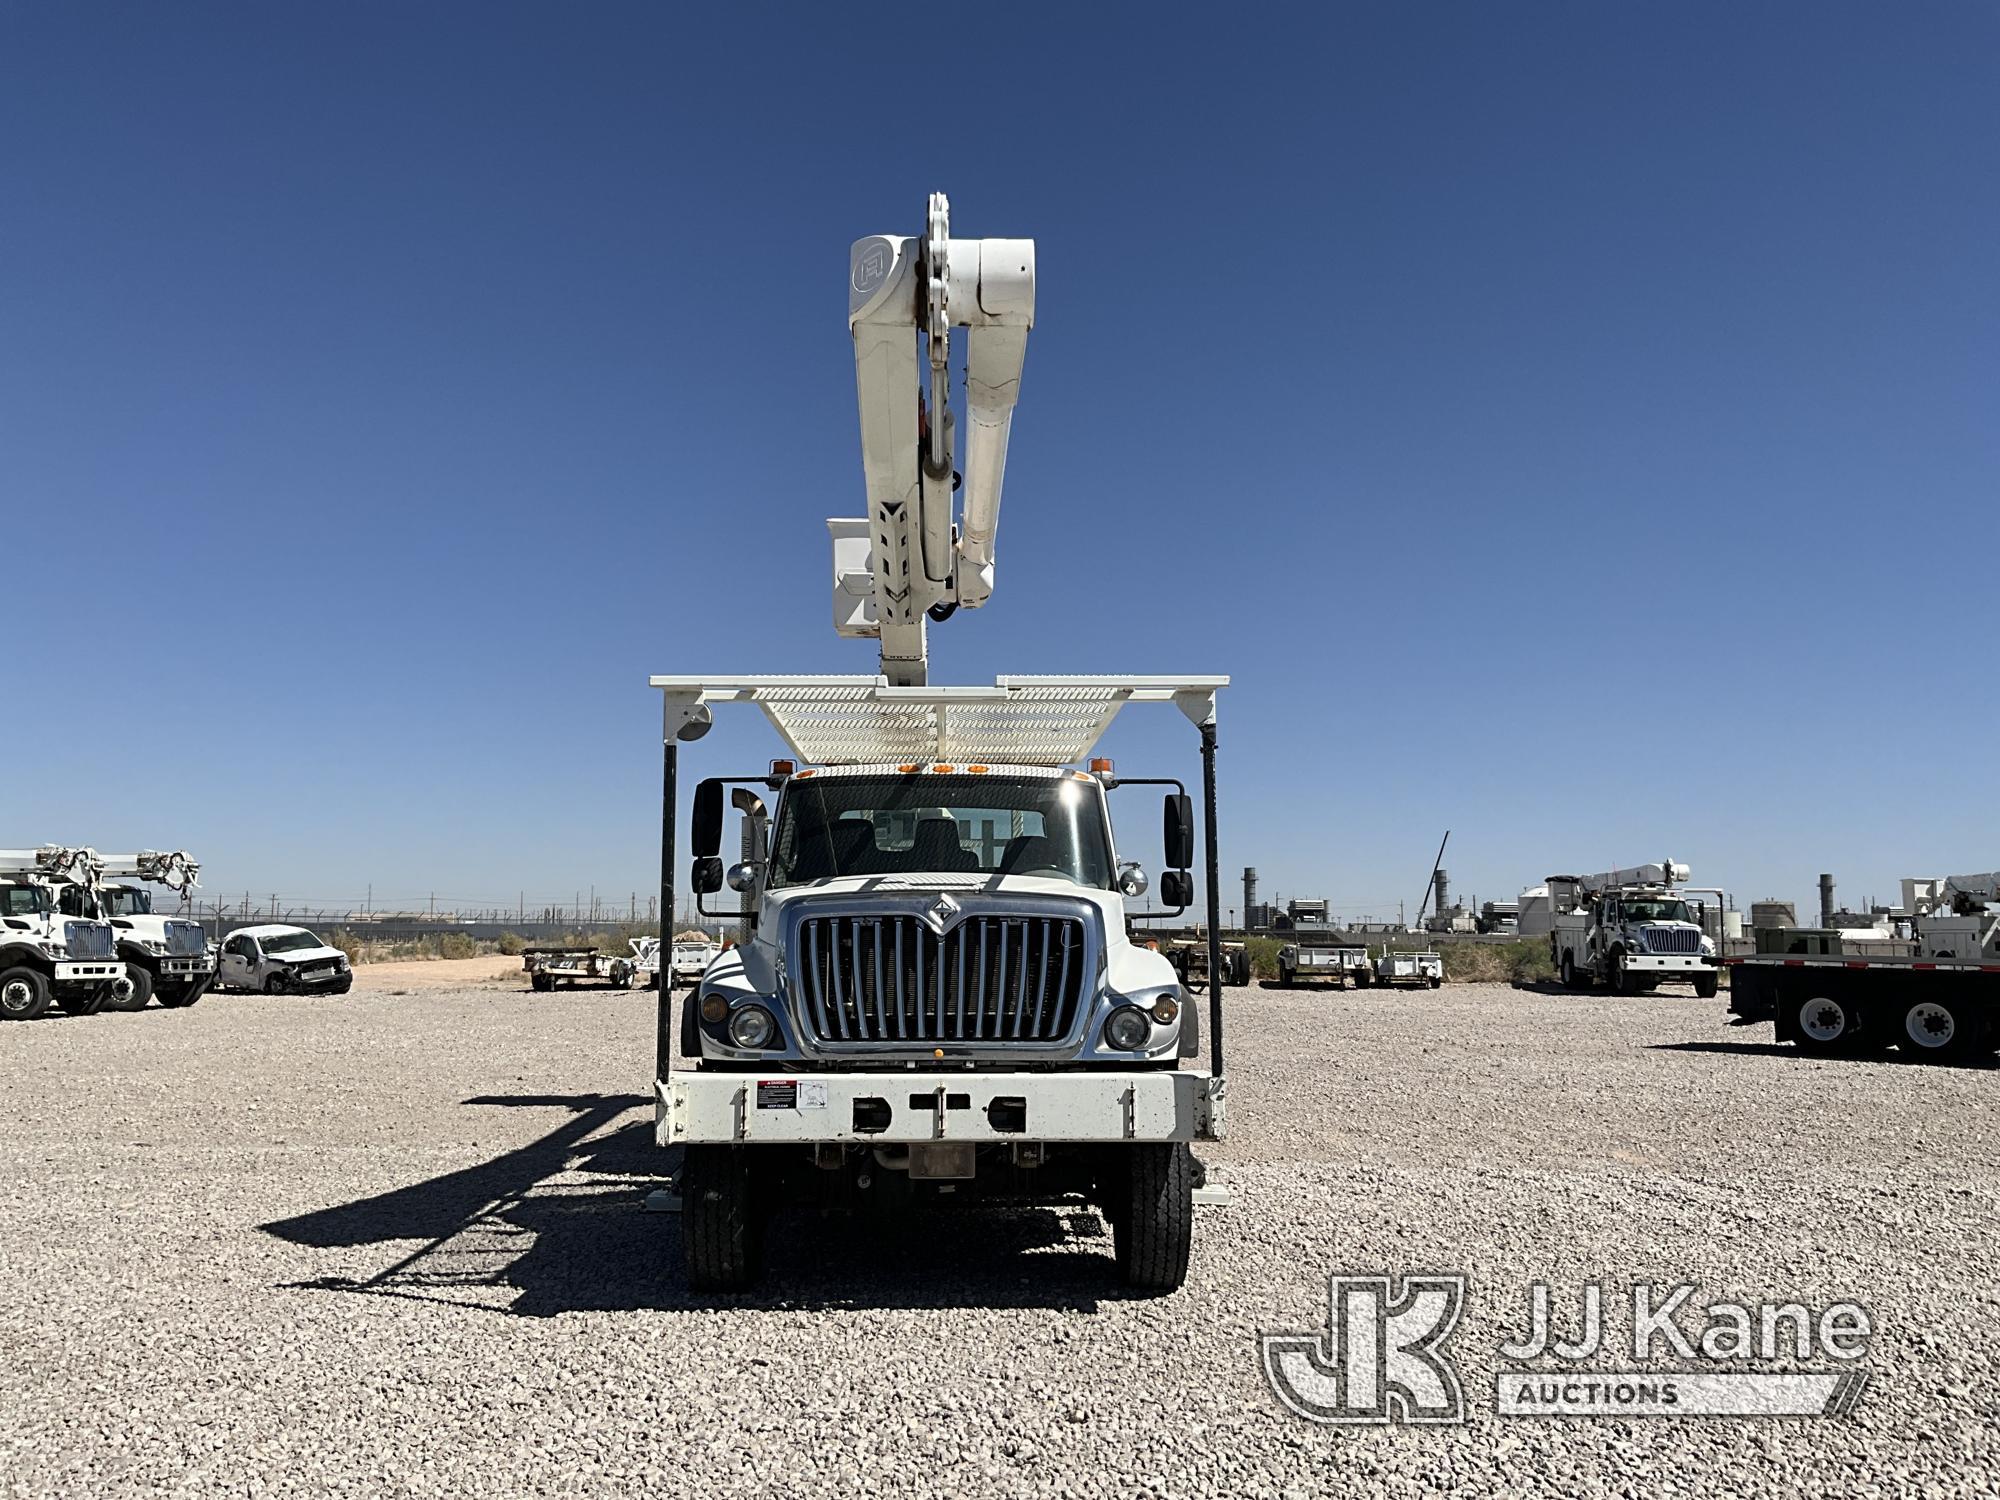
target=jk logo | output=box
[1262,1274,1466,1424]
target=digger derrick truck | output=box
[54,850,213,1010]
[1549,862,1723,998]
[0,848,132,1020]
[649,195,1229,1293]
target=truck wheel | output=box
[106,966,154,1012]
[157,978,209,1009]
[1112,1143,1194,1294]
[0,968,52,1021]
[264,972,292,995]
[681,1145,762,1291]
[1795,993,1854,1053]
[1694,973,1720,1000]
[1610,952,1641,996]
[1901,1000,1971,1061]
[1558,952,1578,989]
[57,979,111,1017]
[1277,963,1294,989]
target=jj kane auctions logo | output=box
[1262,1275,1872,1422]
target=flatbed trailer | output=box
[1725,952,2000,1059]
[523,947,639,992]
[1276,940,1371,989]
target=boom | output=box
[835,193,1035,686]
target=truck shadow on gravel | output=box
[1651,1039,1999,1069]
[261,1092,1119,1316]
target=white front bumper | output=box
[658,1069,1225,1146]
[1624,954,1714,973]
[54,961,124,984]
[158,956,215,978]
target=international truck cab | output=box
[653,675,1228,1293]
[0,848,132,1020]
[1550,862,1722,998]
[52,850,214,1010]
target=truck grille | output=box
[64,922,115,960]
[1642,927,1702,954]
[792,912,1090,1045]
[165,921,206,957]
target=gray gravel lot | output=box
[2,976,1996,1497]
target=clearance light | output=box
[770,759,796,777]
[795,769,815,779]
[898,764,921,774]
[932,764,955,774]
[966,764,989,774]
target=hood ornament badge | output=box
[920,893,964,933]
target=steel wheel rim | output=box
[1798,996,1846,1044]
[1905,1001,1955,1049]
[1,979,32,1013]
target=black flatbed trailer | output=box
[1725,952,2000,1060]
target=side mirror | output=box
[1159,871,1193,907]
[1163,793,1194,872]
[726,862,761,893]
[1117,862,1149,898]
[691,856,724,895]
[692,779,725,859]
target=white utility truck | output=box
[1728,869,2000,1059]
[0,848,132,1019]
[651,196,1229,1294]
[1549,862,1722,997]
[54,850,213,1010]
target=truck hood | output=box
[763,873,1128,938]
[265,944,347,966]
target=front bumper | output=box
[1622,954,1716,973]
[54,960,125,986]
[158,956,215,979]
[658,1069,1225,1146]
[292,969,353,990]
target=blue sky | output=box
[3,3,1994,922]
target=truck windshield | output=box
[1623,900,1692,923]
[768,772,1114,891]
[104,889,153,916]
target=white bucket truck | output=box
[1549,861,1722,998]
[648,196,1229,1292]
[0,848,132,1019]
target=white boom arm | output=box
[836,192,1034,686]
[94,851,202,893]
[0,847,104,886]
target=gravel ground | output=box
[2,974,1995,1497]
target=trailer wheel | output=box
[1426,976,1442,990]
[1277,962,1293,989]
[1694,973,1719,1000]
[0,967,52,1021]
[680,1144,763,1291]
[1354,968,1371,989]
[1795,993,1853,1052]
[530,971,552,993]
[1112,1142,1194,1294]
[1901,1000,1970,1061]
[107,966,154,1012]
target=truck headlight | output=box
[1103,1007,1151,1052]
[1700,937,1716,956]
[727,1005,777,1049]
[1625,935,1646,953]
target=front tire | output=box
[681,1145,763,1292]
[107,966,155,1012]
[1694,972,1720,1000]
[1112,1143,1194,1294]
[1610,951,1641,996]
[57,980,110,1016]
[264,971,291,996]
[0,967,52,1021]
[157,977,210,1009]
